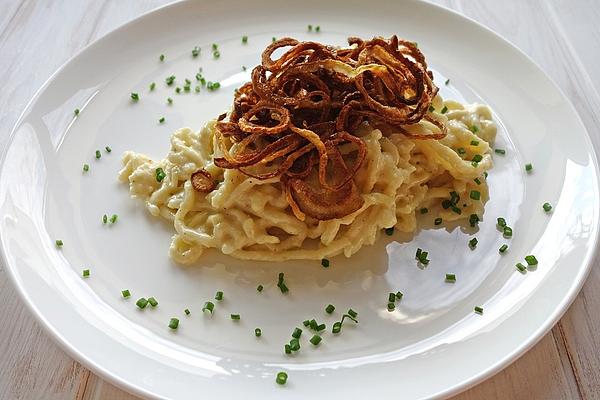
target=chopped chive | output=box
[472,154,483,163]
[395,291,404,300]
[109,214,118,224]
[503,226,513,238]
[74,108,80,116]
[55,240,63,248]
[215,291,223,301]
[484,171,488,178]
[388,293,396,303]
[308,24,313,31]
[211,43,218,50]
[95,150,101,159]
[309,319,318,330]
[183,85,191,92]
[284,344,291,354]
[325,304,335,314]
[428,105,435,113]
[168,318,179,330]
[470,140,480,146]
[387,302,395,312]
[474,306,484,314]
[499,244,508,253]
[469,238,478,249]
[166,75,176,86]
[130,92,139,101]
[257,284,264,292]
[121,289,131,298]
[255,328,262,337]
[175,87,181,94]
[136,298,148,309]
[82,269,90,278]
[445,78,450,85]
[420,207,428,214]
[159,54,165,62]
[105,146,112,153]
[497,217,507,228]
[149,82,156,91]
[230,314,240,320]
[470,190,481,200]
[525,255,538,265]
[292,327,302,339]
[469,125,479,133]
[316,323,326,332]
[341,313,358,324]
[543,202,552,212]
[276,371,288,385]
[289,338,300,351]
[321,258,330,268]
[167,97,173,105]
[457,147,466,155]
[445,273,456,283]
[242,35,248,44]
[315,26,320,32]
[184,308,191,315]
[494,148,506,155]
[147,297,158,307]
[192,46,200,57]
[102,214,107,224]
[195,86,200,93]
[213,50,220,59]
[385,227,395,236]
[278,281,289,294]
[83,164,89,172]
[474,177,481,185]
[309,335,322,345]
[516,263,527,273]
[272,37,276,42]
[202,301,214,314]
[303,320,310,327]
[347,309,358,318]
[441,105,448,114]
[525,163,533,172]
[469,214,480,227]
[442,199,452,209]
[159,117,165,123]
[242,65,247,71]
[415,248,422,259]
[434,217,442,225]
[332,321,342,334]
[155,167,166,182]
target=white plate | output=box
[1,1,598,399]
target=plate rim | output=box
[1,0,599,398]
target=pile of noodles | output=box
[205,36,447,221]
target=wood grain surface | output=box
[0,1,598,399]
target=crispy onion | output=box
[214,35,445,220]
[191,169,216,193]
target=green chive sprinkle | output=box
[121,289,131,298]
[474,306,484,314]
[292,327,302,338]
[474,178,481,185]
[82,269,90,278]
[102,214,107,224]
[325,304,335,314]
[83,164,89,172]
[387,302,395,311]
[148,297,158,307]
[74,108,80,116]
[332,321,342,334]
[149,82,156,91]
[472,154,483,163]
[159,54,165,62]
[525,255,538,265]
[257,284,264,292]
[242,35,248,44]
[167,97,173,105]
[503,226,513,238]
[213,50,220,59]
[445,78,450,85]
[434,217,442,226]
[109,214,118,224]
[284,344,291,354]
[130,93,139,101]
[457,148,466,155]
[175,87,181,94]
[202,301,214,314]
[315,26,321,32]
[308,24,313,31]
[184,85,190,92]
[441,105,448,114]
[497,217,507,228]
[155,167,166,182]
[385,227,395,236]
[272,37,276,42]
[516,263,527,273]
[445,273,456,283]
[420,207,428,214]
[215,291,223,301]
[105,146,112,153]
[277,272,289,293]
[192,46,200,57]
[388,293,396,303]
[494,148,506,155]
[195,86,200,93]
[341,313,358,324]
[309,319,318,330]
[543,202,552,212]
[289,339,300,352]
[168,318,179,330]
[499,244,508,253]
[309,335,322,346]
[276,371,288,385]
[470,190,481,200]
[231,314,240,320]
[242,66,247,71]
[428,105,435,113]
[469,125,479,133]
[95,150,101,159]
[166,75,176,86]
[470,140,479,146]
[303,320,310,327]
[255,328,262,337]
[396,291,404,300]
[136,298,148,309]
[469,214,480,227]
[348,309,358,319]
[55,240,63,248]
[469,238,478,249]
[159,117,165,123]
[316,323,326,332]
[321,258,330,268]
[184,308,191,315]
[525,163,533,172]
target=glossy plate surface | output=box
[1,1,598,399]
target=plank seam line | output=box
[555,321,586,400]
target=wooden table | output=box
[1,1,598,399]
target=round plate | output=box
[1,1,598,399]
